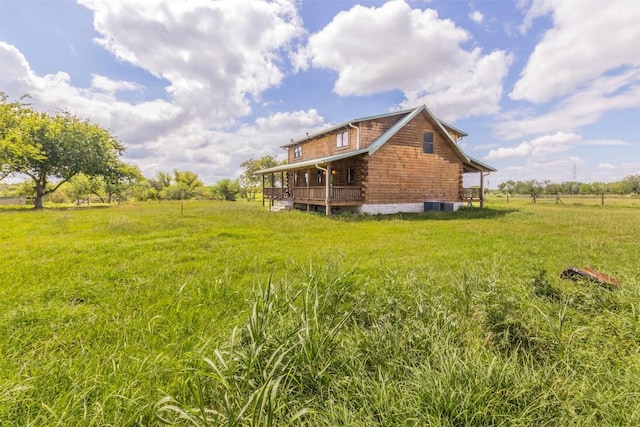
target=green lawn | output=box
[1,199,639,425]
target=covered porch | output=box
[259,151,367,214]
[462,158,497,208]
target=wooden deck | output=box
[264,186,484,208]
[264,186,363,206]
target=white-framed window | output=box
[294,145,302,158]
[336,130,349,148]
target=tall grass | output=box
[157,263,640,426]
[1,200,639,425]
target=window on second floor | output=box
[294,145,302,158]
[336,130,349,148]
[422,132,434,154]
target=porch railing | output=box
[463,187,482,199]
[264,186,363,202]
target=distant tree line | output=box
[496,175,640,196]
[0,155,285,205]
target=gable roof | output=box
[279,106,466,149]
[257,105,494,175]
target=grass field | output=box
[1,198,639,425]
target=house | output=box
[256,105,495,215]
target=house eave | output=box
[256,148,369,175]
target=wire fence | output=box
[490,193,640,207]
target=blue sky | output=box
[1,0,638,186]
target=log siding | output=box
[363,114,462,204]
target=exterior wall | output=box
[358,203,424,215]
[286,114,406,163]
[357,202,463,215]
[362,113,463,204]
[358,115,401,149]
[285,156,366,189]
[287,126,355,163]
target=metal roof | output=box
[463,157,497,172]
[257,105,495,175]
[279,106,466,148]
[256,148,369,174]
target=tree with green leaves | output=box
[621,174,640,195]
[155,169,205,200]
[211,178,241,201]
[0,93,131,209]
[239,156,282,201]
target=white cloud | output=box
[583,139,629,147]
[598,163,615,170]
[492,156,588,184]
[255,109,324,134]
[298,0,512,121]
[78,0,303,125]
[485,131,581,160]
[0,1,308,183]
[469,10,484,24]
[496,68,640,139]
[138,108,325,181]
[621,163,640,175]
[511,0,640,103]
[91,75,142,94]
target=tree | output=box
[211,178,241,201]
[101,163,144,204]
[621,174,640,195]
[69,173,100,205]
[173,169,204,199]
[0,93,129,209]
[239,156,282,201]
[155,169,205,200]
[497,180,516,194]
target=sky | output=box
[1,0,639,187]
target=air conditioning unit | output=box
[424,201,441,212]
[440,202,455,212]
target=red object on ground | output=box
[561,266,620,287]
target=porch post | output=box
[270,173,275,209]
[280,171,284,196]
[306,167,311,212]
[326,162,331,216]
[479,172,485,209]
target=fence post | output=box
[601,193,604,206]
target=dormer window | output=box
[336,130,349,148]
[294,145,302,158]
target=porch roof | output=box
[256,148,368,174]
[463,157,497,173]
